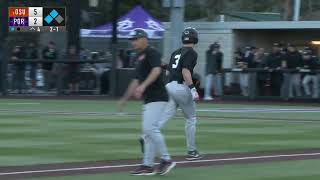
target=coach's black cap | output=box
[129,28,148,40]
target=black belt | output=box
[170,80,184,84]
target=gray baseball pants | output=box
[142,101,171,167]
[158,81,197,152]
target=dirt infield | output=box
[1,148,320,179]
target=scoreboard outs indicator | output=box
[8,7,66,33]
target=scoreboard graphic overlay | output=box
[9,7,66,33]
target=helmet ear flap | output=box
[194,37,198,44]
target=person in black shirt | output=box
[11,46,26,94]
[42,41,58,91]
[253,48,268,95]
[25,42,39,92]
[204,42,224,100]
[266,43,285,96]
[158,27,202,161]
[118,29,175,176]
[65,45,80,94]
[285,44,302,98]
[237,46,255,97]
[245,46,256,68]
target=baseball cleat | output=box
[186,150,202,160]
[131,165,155,176]
[157,160,176,175]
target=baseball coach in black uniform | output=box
[118,28,175,176]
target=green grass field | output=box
[0,98,320,179]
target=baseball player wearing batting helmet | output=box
[159,27,202,160]
[118,28,175,176]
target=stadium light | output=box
[311,41,320,45]
[89,0,99,7]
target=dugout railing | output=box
[222,68,320,100]
[6,58,111,96]
[3,60,320,101]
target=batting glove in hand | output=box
[190,87,199,101]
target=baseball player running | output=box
[118,29,175,176]
[160,27,201,160]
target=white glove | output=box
[190,87,199,101]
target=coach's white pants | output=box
[158,81,197,152]
[143,101,171,167]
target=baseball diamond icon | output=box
[43,8,65,26]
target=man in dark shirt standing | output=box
[11,46,26,94]
[25,42,39,92]
[204,42,223,100]
[118,29,175,176]
[285,44,302,98]
[65,45,80,94]
[237,46,256,97]
[302,51,319,98]
[42,41,58,91]
[266,43,285,96]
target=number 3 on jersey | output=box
[172,54,181,69]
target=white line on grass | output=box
[0,109,319,123]
[0,103,41,105]
[1,152,320,176]
[198,108,320,113]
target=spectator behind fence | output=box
[11,46,26,94]
[238,46,255,96]
[119,49,130,68]
[234,49,248,96]
[42,41,58,91]
[285,44,302,98]
[254,48,268,95]
[253,48,267,68]
[245,46,257,68]
[65,46,80,94]
[204,42,223,100]
[91,52,109,94]
[265,43,284,96]
[302,51,319,98]
[25,42,39,92]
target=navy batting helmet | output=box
[181,27,198,44]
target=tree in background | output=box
[84,0,320,27]
[185,0,320,21]
[283,0,293,20]
[93,0,168,27]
